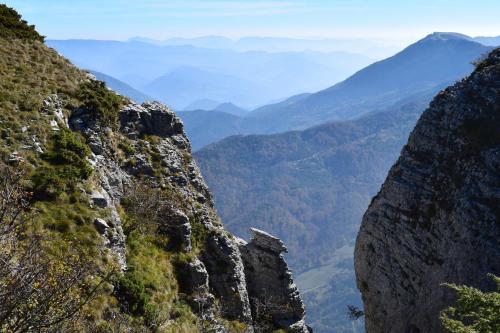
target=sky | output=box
[6,0,500,43]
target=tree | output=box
[346,305,364,321]
[440,275,500,333]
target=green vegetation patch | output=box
[32,129,92,200]
[76,80,124,128]
[440,274,500,333]
[0,4,44,41]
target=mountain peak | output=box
[422,32,473,42]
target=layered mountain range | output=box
[46,39,373,110]
[184,33,492,149]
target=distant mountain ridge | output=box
[128,35,403,57]
[142,66,267,109]
[175,32,492,149]
[89,70,152,104]
[212,102,248,116]
[247,32,492,132]
[47,39,372,109]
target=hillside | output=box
[183,98,220,111]
[212,102,248,116]
[179,33,491,150]
[0,6,310,332]
[195,93,435,332]
[248,32,491,132]
[355,47,500,333]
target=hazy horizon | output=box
[7,0,500,43]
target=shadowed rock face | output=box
[239,228,311,333]
[355,48,500,333]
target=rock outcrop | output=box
[354,48,500,333]
[239,228,312,333]
[70,90,309,332]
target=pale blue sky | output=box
[6,0,500,42]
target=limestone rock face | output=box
[158,209,192,252]
[239,228,311,333]
[354,48,500,333]
[69,91,309,331]
[202,232,253,324]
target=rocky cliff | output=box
[354,48,500,332]
[74,96,311,332]
[0,5,310,332]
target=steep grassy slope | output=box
[0,6,311,333]
[0,6,227,332]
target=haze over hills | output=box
[174,32,492,150]
[128,35,404,57]
[472,35,500,46]
[89,70,152,104]
[212,102,248,116]
[247,32,492,132]
[47,39,373,109]
[183,99,221,111]
[141,66,267,109]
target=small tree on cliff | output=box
[440,274,500,333]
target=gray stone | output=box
[355,48,500,333]
[159,209,192,252]
[93,218,110,234]
[90,190,108,208]
[239,229,310,333]
[119,101,184,139]
[202,232,253,325]
[249,228,287,254]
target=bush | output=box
[118,141,135,155]
[76,80,123,128]
[440,274,500,333]
[45,129,92,176]
[116,268,150,316]
[0,5,44,41]
[32,129,92,199]
[31,167,66,200]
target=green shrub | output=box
[31,167,66,200]
[76,80,123,128]
[440,274,500,333]
[116,268,150,316]
[118,141,135,155]
[190,213,207,252]
[0,5,44,41]
[32,129,92,200]
[45,128,92,177]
